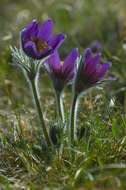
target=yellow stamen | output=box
[61,61,64,65]
[32,37,48,53]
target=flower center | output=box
[32,37,48,53]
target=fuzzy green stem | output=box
[69,92,78,146]
[55,91,65,123]
[30,79,52,147]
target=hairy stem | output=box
[55,91,65,123]
[69,92,78,146]
[30,79,52,147]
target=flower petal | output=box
[97,63,110,79]
[24,41,38,58]
[21,20,38,42]
[37,48,53,59]
[49,34,66,50]
[63,48,78,74]
[37,19,53,41]
[84,53,101,76]
[91,63,110,83]
[47,51,61,71]
[84,48,92,60]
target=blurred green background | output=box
[0,0,126,102]
[0,0,126,52]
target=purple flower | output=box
[21,19,65,59]
[90,40,103,52]
[75,48,110,93]
[46,48,78,92]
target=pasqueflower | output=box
[75,48,110,94]
[46,48,78,92]
[21,19,65,59]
